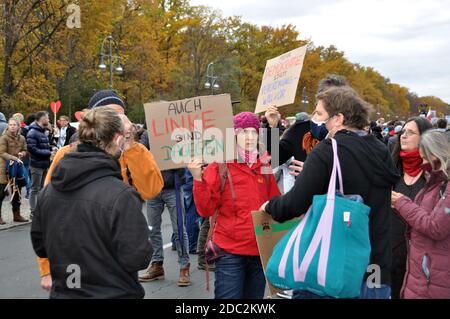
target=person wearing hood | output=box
[261,86,400,299]
[34,90,163,293]
[389,117,432,299]
[264,74,349,176]
[391,130,450,299]
[188,112,280,299]
[30,106,153,299]
[0,112,7,135]
[0,117,28,224]
[26,111,53,218]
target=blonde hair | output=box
[78,107,124,152]
[420,130,450,179]
[12,113,24,123]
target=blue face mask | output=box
[310,119,329,141]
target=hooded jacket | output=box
[194,159,281,256]
[26,123,52,169]
[30,144,152,299]
[266,130,400,285]
[394,173,450,299]
[0,113,7,136]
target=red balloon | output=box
[50,100,62,113]
[74,111,83,121]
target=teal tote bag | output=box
[266,138,371,298]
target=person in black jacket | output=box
[30,106,152,299]
[262,86,400,299]
[264,74,349,174]
[26,111,53,217]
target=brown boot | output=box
[178,264,191,287]
[13,211,28,223]
[0,216,5,225]
[139,261,164,282]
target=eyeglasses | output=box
[401,129,418,137]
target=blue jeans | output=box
[29,167,47,213]
[360,283,391,299]
[293,283,391,299]
[146,189,190,268]
[214,253,266,299]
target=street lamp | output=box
[301,87,309,112]
[98,35,123,89]
[204,62,219,95]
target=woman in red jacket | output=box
[392,130,450,299]
[189,112,280,299]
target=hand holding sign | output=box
[265,105,281,128]
[255,45,307,113]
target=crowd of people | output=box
[0,74,449,299]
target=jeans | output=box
[214,253,266,299]
[183,169,201,252]
[293,290,334,299]
[360,283,391,299]
[293,283,392,299]
[0,184,21,213]
[23,157,32,194]
[184,196,201,252]
[146,189,190,268]
[29,167,47,213]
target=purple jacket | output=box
[394,175,450,299]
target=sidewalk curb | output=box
[0,221,32,232]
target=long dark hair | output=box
[391,117,433,173]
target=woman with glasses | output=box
[389,117,432,298]
[391,130,450,298]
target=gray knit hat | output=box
[88,90,125,109]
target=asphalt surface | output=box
[0,206,213,299]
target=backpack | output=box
[6,160,27,200]
[204,163,270,290]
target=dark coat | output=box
[266,130,400,285]
[265,120,310,165]
[26,123,52,169]
[30,144,152,299]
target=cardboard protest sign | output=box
[144,94,235,171]
[255,45,307,113]
[252,210,302,297]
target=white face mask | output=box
[112,135,126,159]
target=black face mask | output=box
[310,119,329,141]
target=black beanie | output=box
[88,90,125,109]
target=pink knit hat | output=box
[233,112,260,131]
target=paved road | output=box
[0,206,213,299]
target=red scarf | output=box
[400,149,423,177]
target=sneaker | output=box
[178,266,191,287]
[139,261,164,282]
[171,243,176,251]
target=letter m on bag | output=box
[278,201,334,287]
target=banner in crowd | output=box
[255,45,307,113]
[252,210,302,297]
[144,94,235,170]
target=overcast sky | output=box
[191,0,450,104]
